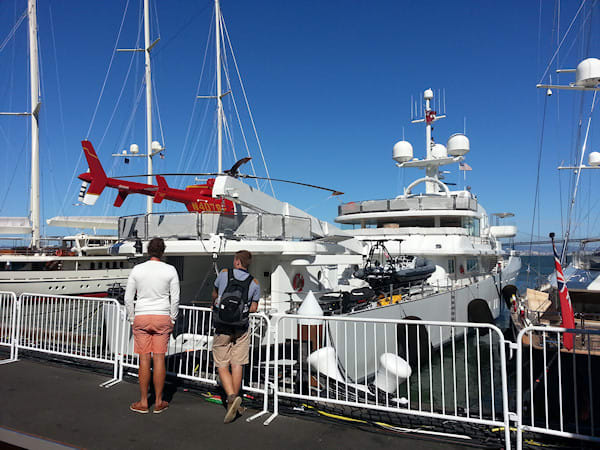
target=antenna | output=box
[464,117,466,134]
[410,95,414,121]
[443,89,446,115]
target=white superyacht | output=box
[334,89,521,326]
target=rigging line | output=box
[48,3,68,169]
[222,114,238,162]
[528,94,549,262]
[152,0,161,39]
[59,0,131,216]
[0,8,26,54]
[98,5,144,158]
[176,13,214,181]
[180,78,216,189]
[538,0,586,84]
[178,75,216,188]
[151,76,166,151]
[0,138,27,213]
[561,90,597,262]
[152,0,213,58]
[221,17,275,197]
[86,0,131,138]
[220,51,260,189]
[96,40,139,151]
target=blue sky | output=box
[0,0,599,241]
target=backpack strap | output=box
[227,267,235,283]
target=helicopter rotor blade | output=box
[238,174,343,196]
[113,173,343,196]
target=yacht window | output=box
[119,261,124,269]
[90,262,95,270]
[448,259,455,274]
[466,258,478,272]
[440,217,462,227]
[462,217,480,236]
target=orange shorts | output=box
[133,315,173,354]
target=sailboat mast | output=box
[215,0,223,174]
[144,0,153,214]
[28,0,41,248]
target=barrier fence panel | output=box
[16,293,121,387]
[266,314,511,448]
[0,291,18,363]
[118,305,271,420]
[516,326,600,448]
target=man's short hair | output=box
[235,250,252,269]
[148,237,166,259]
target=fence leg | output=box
[100,306,124,388]
[247,315,272,423]
[1,296,20,365]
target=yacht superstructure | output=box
[334,89,521,325]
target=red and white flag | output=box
[551,237,576,350]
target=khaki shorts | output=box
[212,330,250,367]
[133,315,173,354]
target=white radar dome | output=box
[431,143,447,158]
[424,88,434,100]
[447,133,470,156]
[589,151,600,166]
[575,58,600,88]
[151,140,163,152]
[393,141,413,163]
[130,144,139,154]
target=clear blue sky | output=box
[0,0,598,241]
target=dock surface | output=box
[0,358,465,450]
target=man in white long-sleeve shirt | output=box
[124,237,179,414]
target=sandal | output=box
[130,402,149,414]
[154,401,170,414]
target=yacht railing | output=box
[118,211,312,241]
[338,195,478,216]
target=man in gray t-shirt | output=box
[214,269,260,312]
[212,250,260,424]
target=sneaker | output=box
[224,395,241,424]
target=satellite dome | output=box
[130,144,139,154]
[424,89,434,100]
[589,151,600,166]
[575,58,600,88]
[393,141,413,163]
[431,143,447,158]
[447,133,470,156]
[151,140,163,152]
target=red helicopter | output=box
[77,140,234,213]
[77,140,343,212]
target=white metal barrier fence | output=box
[118,305,271,420]
[266,314,512,448]
[517,326,600,448]
[16,293,121,387]
[0,291,18,363]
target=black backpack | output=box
[213,268,253,331]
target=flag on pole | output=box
[459,162,472,171]
[551,236,576,350]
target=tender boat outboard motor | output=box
[354,241,436,294]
